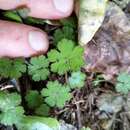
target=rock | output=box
[59,121,77,130]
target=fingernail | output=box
[53,0,71,13]
[28,30,46,51]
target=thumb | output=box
[0,20,49,58]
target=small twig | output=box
[74,100,85,104]
[107,113,117,130]
[0,85,14,90]
[65,73,68,83]
[55,108,69,115]
[76,102,82,129]
[74,98,82,129]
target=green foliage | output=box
[60,17,76,28]
[25,17,45,25]
[0,92,21,110]
[3,10,46,24]
[54,26,75,43]
[17,116,60,130]
[35,104,50,117]
[0,58,26,79]
[0,107,24,126]
[25,90,50,117]
[41,81,72,108]
[54,17,76,43]
[116,72,130,94]
[0,9,87,128]
[3,11,22,22]
[48,39,85,75]
[69,71,86,89]
[0,92,24,125]
[28,56,50,81]
[25,90,43,109]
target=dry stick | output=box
[107,113,117,130]
[74,99,82,129]
[120,112,130,130]
[65,73,68,83]
[0,85,14,90]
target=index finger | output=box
[0,0,74,19]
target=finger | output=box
[0,20,49,58]
[0,0,74,19]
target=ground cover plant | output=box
[0,0,130,130]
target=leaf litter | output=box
[84,2,130,79]
[81,1,130,130]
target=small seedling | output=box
[0,92,24,125]
[41,80,72,108]
[54,17,76,44]
[35,104,50,117]
[25,90,43,109]
[54,26,75,43]
[116,72,130,94]
[68,71,86,89]
[28,55,50,81]
[0,58,26,79]
[48,39,85,75]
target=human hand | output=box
[0,0,74,57]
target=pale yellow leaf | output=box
[78,0,108,46]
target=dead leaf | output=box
[96,93,124,115]
[78,0,108,46]
[84,2,130,78]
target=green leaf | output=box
[25,17,45,25]
[60,17,76,28]
[54,17,76,44]
[35,104,50,117]
[41,81,72,108]
[117,72,130,83]
[116,72,130,94]
[69,71,86,89]
[17,116,60,130]
[48,39,85,75]
[54,26,75,44]
[0,92,24,126]
[25,90,43,109]
[28,55,50,81]
[0,92,21,111]
[11,59,27,78]
[3,11,22,22]
[0,58,26,79]
[0,106,24,126]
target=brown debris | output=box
[84,2,130,79]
